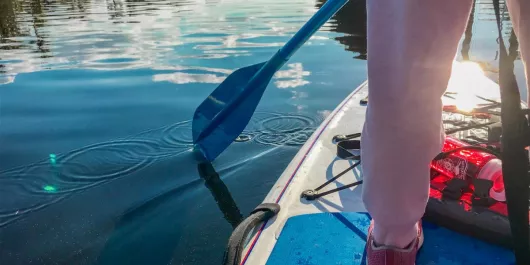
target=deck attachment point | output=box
[301,189,319,201]
[332,133,361,143]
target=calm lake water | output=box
[0,0,526,264]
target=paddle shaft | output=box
[195,0,349,143]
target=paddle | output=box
[192,0,349,161]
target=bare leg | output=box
[361,0,473,248]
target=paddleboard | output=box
[227,61,526,265]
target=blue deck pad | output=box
[266,212,515,265]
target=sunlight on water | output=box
[447,62,498,112]
[0,0,525,264]
[455,62,487,112]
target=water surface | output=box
[0,0,526,264]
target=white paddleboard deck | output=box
[239,61,517,265]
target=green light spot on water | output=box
[43,185,57,192]
[49,154,57,165]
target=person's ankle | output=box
[372,221,419,249]
[373,238,414,250]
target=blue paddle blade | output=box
[191,0,349,162]
[192,62,269,161]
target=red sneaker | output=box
[366,222,424,265]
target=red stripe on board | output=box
[240,222,266,264]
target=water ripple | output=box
[160,121,194,147]
[243,111,324,146]
[0,110,323,227]
[59,139,157,181]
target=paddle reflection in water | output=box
[198,162,244,229]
